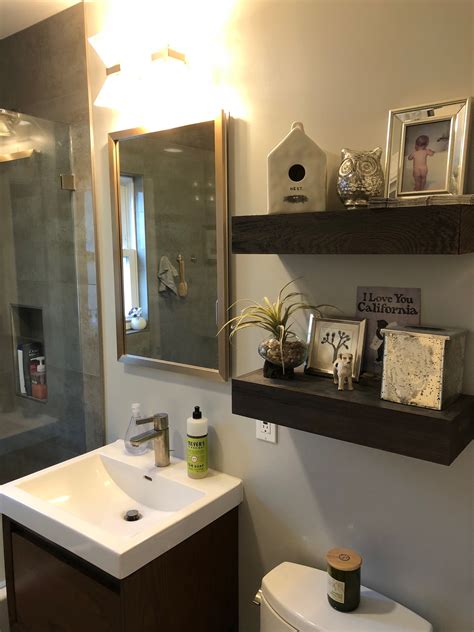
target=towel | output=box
[158,256,178,295]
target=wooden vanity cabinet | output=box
[3,508,238,632]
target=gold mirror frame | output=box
[108,112,229,381]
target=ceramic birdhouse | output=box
[267,121,327,213]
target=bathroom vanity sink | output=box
[1,441,242,631]
[1,440,241,578]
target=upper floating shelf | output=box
[231,205,474,255]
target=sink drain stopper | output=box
[124,509,142,522]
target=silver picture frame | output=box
[305,316,366,381]
[385,98,471,198]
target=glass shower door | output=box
[0,111,95,484]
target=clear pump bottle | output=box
[124,403,150,455]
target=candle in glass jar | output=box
[326,547,362,612]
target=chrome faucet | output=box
[130,413,170,467]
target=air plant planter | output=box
[259,335,307,379]
[220,280,329,381]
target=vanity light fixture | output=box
[0,109,20,136]
[151,46,186,64]
[89,31,133,109]
[93,64,136,109]
[89,32,188,109]
[0,149,35,163]
[146,45,189,102]
[89,42,148,110]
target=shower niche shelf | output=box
[16,394,48,405]
[11,305,48,404]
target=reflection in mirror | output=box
[109,114,229,381]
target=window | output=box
[120,176,139,317]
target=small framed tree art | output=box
[305,316,366,381]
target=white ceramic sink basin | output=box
[0,441,242,578]
[16,452,205,535]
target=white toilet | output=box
[256,562,433,631]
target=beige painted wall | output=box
[86,2,474,630]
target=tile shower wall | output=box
[0,2,103,456]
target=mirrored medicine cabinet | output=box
[109,112,229,381]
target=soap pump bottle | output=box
[31,356,47,400]
[124,403,150,455]
[187,406,208,479]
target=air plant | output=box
[219,279,328,344]
[219,280,333,375]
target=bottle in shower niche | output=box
[31,356,47,400]
[187,406,208,479]
[124,403,150,455]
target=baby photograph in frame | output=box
[385,98,471,199]
[399,118,453,195]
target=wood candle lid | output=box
[326,547,362,571]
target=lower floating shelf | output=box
[232,370,474,465]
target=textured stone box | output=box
[381,325,466,410]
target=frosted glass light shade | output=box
[88,32,121,69]
[94,71,144,110]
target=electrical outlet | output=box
[256,420,278,444]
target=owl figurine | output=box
[337,147,384,209]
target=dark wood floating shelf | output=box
[232,370,474,465]
[232,205,474,254]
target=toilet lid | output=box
[261,563,432,632]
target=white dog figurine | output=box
[333,353,354,391]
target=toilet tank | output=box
[259,592,297,631]
[259,562,433,632]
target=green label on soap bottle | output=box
[187,435,208,477]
